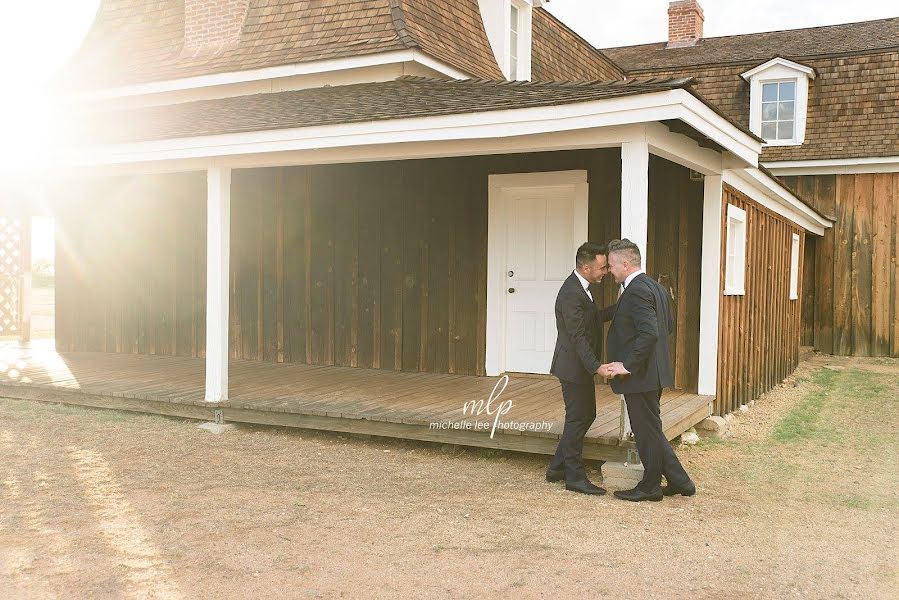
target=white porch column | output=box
[205,167,231,402]
[620,140,650,256]
[698,174,723,396]
[618,140,649,440]
[20,215,32,343]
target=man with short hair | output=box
[600,239,695,502]
[546,242,610,495]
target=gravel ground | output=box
[1,355,896,599]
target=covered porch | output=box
[0,339,711,461]
[24,77,780,456]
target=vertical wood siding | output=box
[716,184,805,415]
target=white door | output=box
[490,172,588,374]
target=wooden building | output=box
[2,0,855,459]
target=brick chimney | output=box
[182,0,250,57]
[667,0,704,49]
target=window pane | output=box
[778,101,794,120]
[510,5,518,32]
[762,83,778,102]
[761,121,777,140]
[777,120,794,140]
[779,81,795,101]
[762,102,777,121]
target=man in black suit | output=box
[546,242,610,496]
[600,239,695,502]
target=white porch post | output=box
[205,167,231,402]
[620,140,650,256]
[20,215,32,343]
[618,140,650,440]
[698,174,723,396]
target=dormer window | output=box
[479,0,541,81]
[742,57,815,146]
[760,80,795,141]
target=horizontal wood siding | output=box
[716,184,805,415]
[783,173,899,358]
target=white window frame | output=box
[724,204,747,296]
[506,0,532,81]
[742,57,815,147]
[509,2,521,80]
[789,232,800,300]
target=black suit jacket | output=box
[604,273,675,394]
[550,272,602,384]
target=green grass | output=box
[770,368,837,443]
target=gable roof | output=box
[52,0,503,92]
[531,7,625,82]
[602,16,899,72]
[67,76,701,144]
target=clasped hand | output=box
[598,362,630,378]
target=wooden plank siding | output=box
[53,150,704,386]
[784,173,899,358]
[716,184,805,415]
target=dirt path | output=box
[1,357,896,599]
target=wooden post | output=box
[205,167,231,402]
[698,175,723,396]
[619,140,649,438]
[19,215,32,343]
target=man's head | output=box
[575,242,609,285]
[607,239,642,284]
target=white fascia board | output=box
[741,57,816,81]
[65,50,471,103]
[675,90,762,168]
[54,88,766,175]
[763,156,899,175]
[722,168,831,235]
[52,90,687,168]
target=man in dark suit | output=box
[546,242,610,495]
[600,239,696,502]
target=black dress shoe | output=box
[613,486,663,502]
[545,468,565,483]
[662,480,696,497]
[565,479,607,495]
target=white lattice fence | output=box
[0,217,24,336]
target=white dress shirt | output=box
[619,269,645,297]
[573,269,593,301]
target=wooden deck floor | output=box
[0,340,712,461]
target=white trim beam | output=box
[698,175,723,396]
[645,121,724,175]
[66,50,472,103]
[53,89,761,175]
[722,168,832,235]
[763,156,899,176]
[205,167,231,402]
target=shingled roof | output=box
[68,76,701,144]
[52,0,504,91]
[601,17,899,162]
[531,7,625,82]
[602,16,899,71]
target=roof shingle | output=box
[52,0,503,91]
[69,76,698,144]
